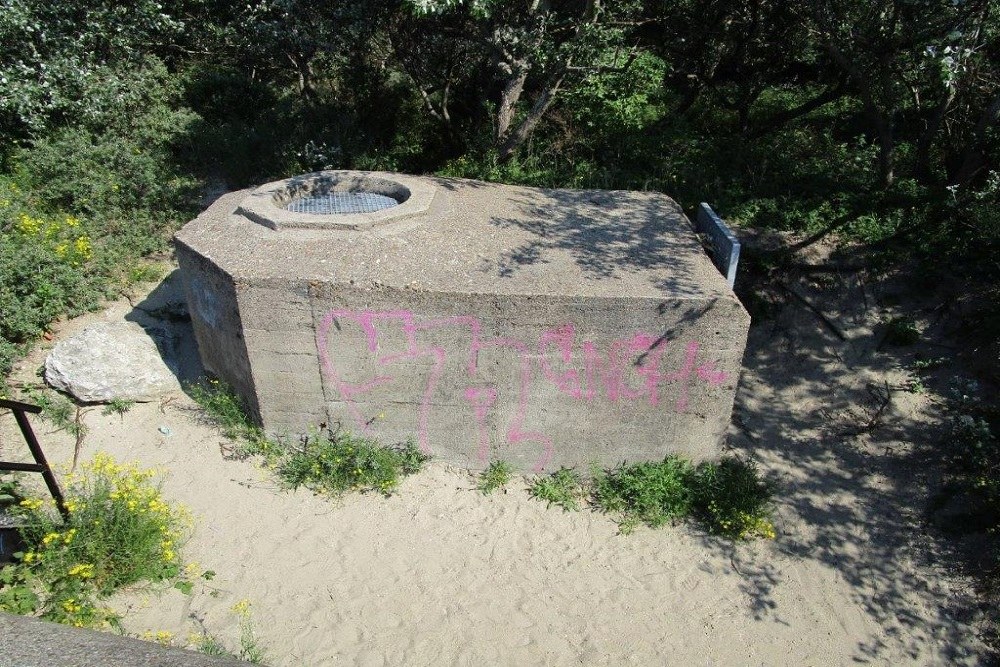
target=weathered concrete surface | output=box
[175,171,750,472]
[44,322,181,402]
[0,612,250,667]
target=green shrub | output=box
[950,413,1000,526]
[529,467,584,511]
[588,456,775,538]
[478,460,514,495]
[277,433,428,497]
[691,458,776,540]
[1,454,194,628]
[0,190,103,379]
[883,316,921,347]
[592,456,695,533]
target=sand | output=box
[0,250,989,666]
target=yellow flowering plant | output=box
[0,454,197,628]
[14,212,94,267]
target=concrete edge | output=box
[0,612,254,667]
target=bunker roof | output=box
[175,171,734,301]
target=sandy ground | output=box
[0,254,991,666]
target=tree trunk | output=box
[497,72,566,161]
[824,42,895,188]
[496,64,529,142]
[950,93,1000,187]
[914,86,957,182]
[873,113,895,188]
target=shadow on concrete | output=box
[482,188,710,297]
[124,269,204,388]
[709,248,991,664]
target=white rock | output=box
[44,322,181,402]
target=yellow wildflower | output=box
[73,235,92,260]
[231,598,252,616]
[68,563,95,579]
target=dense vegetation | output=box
[1,0,997,377]
[0,0,997,616]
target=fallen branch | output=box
[779,282,848,341]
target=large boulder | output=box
[44,322,181,402]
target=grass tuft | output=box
[529,467,584,511]
[277,433,428,497]
[187,378,264,449]
[190,377,429,497]
[478,460,514,495]
[100,398,135,417]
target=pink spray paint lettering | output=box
[316,310,729,472]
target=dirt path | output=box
[0,254,989,665]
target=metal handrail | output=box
[0,398,69,520]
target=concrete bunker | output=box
[175,171,750,472]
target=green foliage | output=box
[192,633,232,657]
[0,63,196,381]
[0,191,103,379]
[190,377,428,498]
[276,433,429,498]
[0,473,25,512]
[101,398,135,418]
[20,386,83,439]
[185,599,268,663]
[477,460,514,495]
[0,1,186,142]
[691,458,777,540]
[528,467,583,512]
[589,456,776,538]
[230,599,268,664]
[592,457,695,533]
[1,454,195,628]
[932,375,1000,635]
[187,378,267,452]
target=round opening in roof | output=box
[236,171,436,232]
[284,191,400,215]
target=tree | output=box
[401,0,644,160]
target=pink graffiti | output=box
[316,310,729,472]
[464,386,498,462]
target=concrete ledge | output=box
[0,613,252,667]
[236,171,436,232]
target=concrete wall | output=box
[175,172,751,472]
[238,285,746,472]
[174,245,261,423]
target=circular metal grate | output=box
[284,191,400,215]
